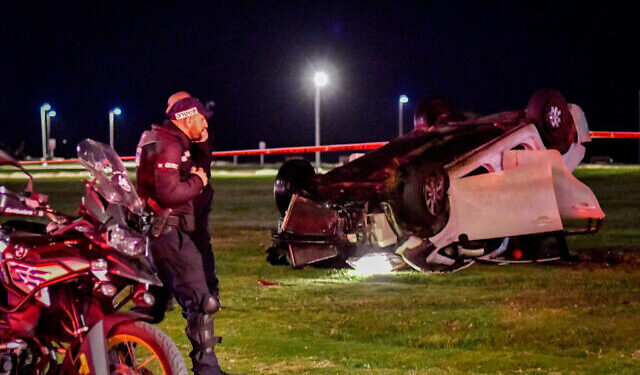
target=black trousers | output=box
[148,227,221,375]
[189,185,219,295]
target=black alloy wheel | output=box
[525,88,577,154]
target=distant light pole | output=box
[313,71,328,169]
[109,107,121,149]
[40,103,51,160]
[398,95,408,137]
[46,110,56,158]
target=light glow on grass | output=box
[347,253,395,276]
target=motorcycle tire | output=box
[107,320,188,375]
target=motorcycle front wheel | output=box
[106,320,188,375]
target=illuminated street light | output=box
[40,103,52,160]
[313,71,328,169]
[109,107,122,149]
[398,95,408,137]
[46,110,57,158]
[313,71,328,87]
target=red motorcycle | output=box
[0,139,187,375]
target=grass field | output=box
[1,165,640,374]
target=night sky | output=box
[2,1,639,161]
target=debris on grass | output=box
[257,279,280,286]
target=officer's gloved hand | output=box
[213,294,223,312]
[191,167,208,187]
[203,294,221,314]
[194,128,209,143]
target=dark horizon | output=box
[2,1,639,162]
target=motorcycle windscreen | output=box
[431,163,563,248]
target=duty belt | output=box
[165,215,180,227]
[147,199,195,236]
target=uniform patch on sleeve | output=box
[157,162,179,169]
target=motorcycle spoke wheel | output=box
[107,334,166,375]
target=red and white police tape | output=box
[17,131,640,165]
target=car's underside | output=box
[267,89,605,273]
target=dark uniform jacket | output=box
[190,129,214,211]
[136,121,204,220]
[191,136,213,179]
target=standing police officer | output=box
[165,91,220,299]
[136,96,228,375]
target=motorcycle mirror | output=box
[0,149,34,193]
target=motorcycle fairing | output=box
[106,253,162,286]
[5,260,81,293]
[3,257,90,309]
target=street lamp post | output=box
[46,110,56,158]
[40,103,51,160]
[109,107,121,149]
[313,71,328,170]
[398,95,408,137]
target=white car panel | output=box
[432,162,563,247]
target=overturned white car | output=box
[267,89,604,273]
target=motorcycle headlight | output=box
[106,225,146,257]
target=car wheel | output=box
[525,88,577,154]
[398,162,450,236]
[266,244,291,266]
[274,158,316,215]
[413,96,461,130]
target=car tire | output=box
[274,158,316,215]
[266,244,291,266]
[398,162,450,236]
[414,96,462,130]
[525,88,577,154]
